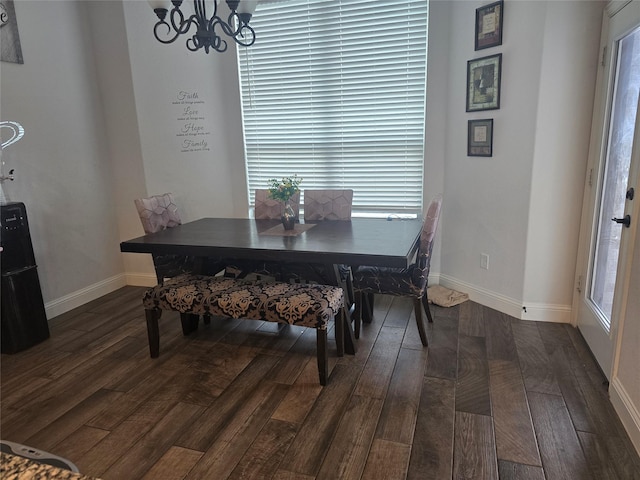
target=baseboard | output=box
[437,274,571,323]
[44,274,128,319]
[124,272,157,287]
[610,377,640,455]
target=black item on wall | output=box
[1,202,49,353]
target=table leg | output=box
[327,263,357,355]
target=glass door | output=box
[576,0,640,379]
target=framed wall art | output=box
[475,0,503,51]
[466,53,501,112]
[468,119,493,156]
[0,0,23,64]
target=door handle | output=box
[612,214,631,228]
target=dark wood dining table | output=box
[120,217,423,354]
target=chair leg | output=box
[413,298,428,346]
[180,313,199,336]
[336,309,345,357]
[316,329,329,386]
[422,293,434,323]
[361,292,374,324]
[145,309,162,358]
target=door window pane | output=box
[590,26,640,328]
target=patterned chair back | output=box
[134,193,205,283]
[303,189,353,221]
[418,194,443,267]
[134,193,182,234]
[254,189,300,220]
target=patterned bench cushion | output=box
[143,274,343,330]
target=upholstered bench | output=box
[142,274,345,385]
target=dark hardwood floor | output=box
[1,286,639,479]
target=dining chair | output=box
[134,193,225,283]
[281,189,356,328]
[303,189,353,221]
[352,194,443,346]
[254,189,300,220]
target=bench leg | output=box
[145,309,162,358]
[180,313,199,336]
[316,329,328,386]
[336,310,345,357]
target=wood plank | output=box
[228,419,298,480]
[101,402,205,480]
[360,439,411,480]
[402,308,428,351]
[76,376,203,476]
[382,296,412,329]
[527,391,593,480]
[52,426,110,466]
[141,446,204,480]
[85,354,194,430]
[455,335,491,416]
[270,358,324,425]
[577,431,625,480]
[578,430,640,480]
[424,315,458,380]
[407,376,455,480]
[184,382,290,480]
[1,337,146,442]
[316,395,384,480]
[453,411,498,480]
[511,321,561,395]
[272,471,315,480]
[265,325,318,384]
[176,354,280,451]
[374,347,428,445]
[177,345,257,406]
[24,388,122,452]
[458,301,484,337]
[353,326,405,399]
[497,460,545,480]
[484,309,517,361]
[488,359,541,466]
[543,342,600,434]
[278,364,361,476]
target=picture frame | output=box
[466,53,501,112]
[468,119,493,157]
[475,0,503,51]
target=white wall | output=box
[523,1,602,321]
[1,0,126,316]
[122,0,249,226]
[437,0,603,321]
[85,0,152,283]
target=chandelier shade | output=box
[148,0,258,54]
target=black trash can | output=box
[1,202,49,353]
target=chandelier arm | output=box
[170,8,193,35]
[221,11,255,47]
[193,0,206,26]
[209,19,229,52]
[153,20,183,44]
[234,24,255,47]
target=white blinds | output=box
[237,0,428,214]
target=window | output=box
[238,0,428,214]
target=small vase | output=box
[281,201,296,230]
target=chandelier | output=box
[148,0,258,54]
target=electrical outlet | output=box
[481,253,489,270]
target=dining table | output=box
[120,217,423,354]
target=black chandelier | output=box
[148,0,258,54]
